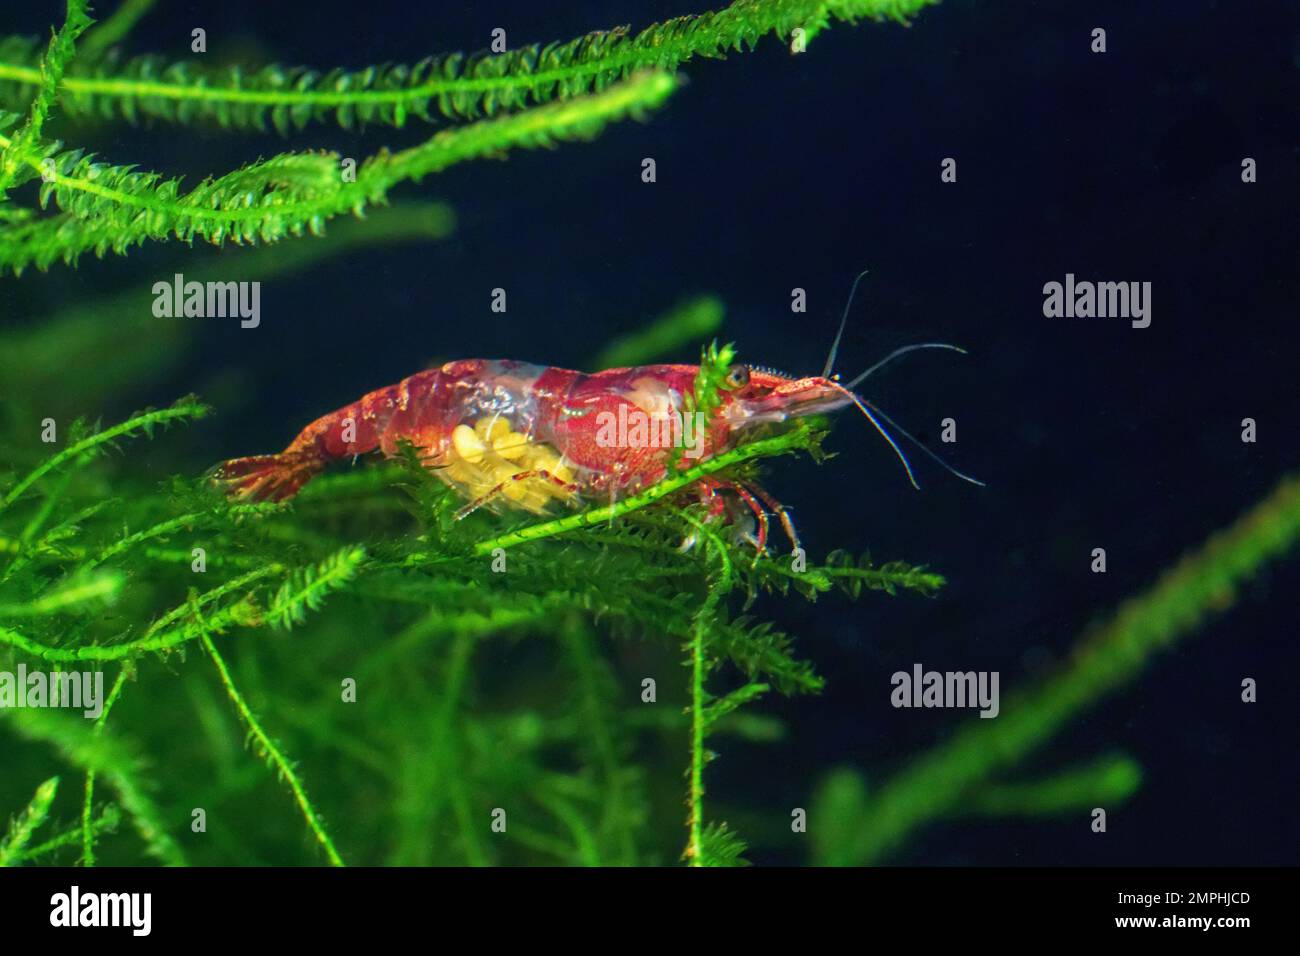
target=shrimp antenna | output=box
[844,343,967,391]
[859,395,986,487]
[825,380,984,489]
[826,380,920,489]
[822,268,871,378]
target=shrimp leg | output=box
[454,469,582,521]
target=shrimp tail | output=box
[209,451,325,502]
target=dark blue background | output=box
[7,0,1298,863]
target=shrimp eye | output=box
[725,364,750,389]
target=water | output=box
[2,0,1297,866]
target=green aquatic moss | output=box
[3,0,1293,869]
[0,1,938,131]
[4,305,1296,870]
[812,472,1300,865]
[2,0,938,866]
[0,377,938,866]
[0,0,936,274]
